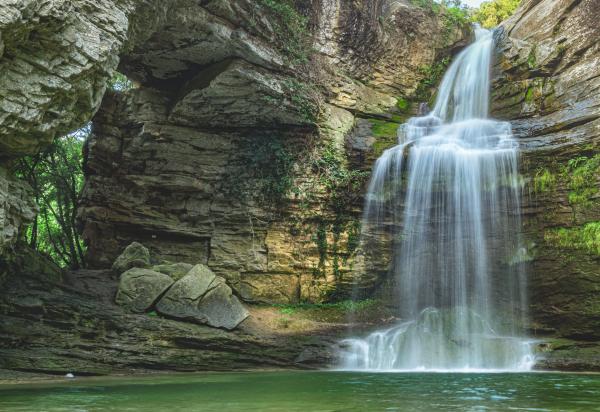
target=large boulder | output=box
[112,242,151,274]
[115,268,173,313]
[156,264,248,330]
[152,262,194,281]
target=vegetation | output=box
[563,155,600,208]
[472,0,521,28]
[242,136,298,206]
[533,168,556,193]
[13,72,133,269]
[275,299,378,314]
[256,0,311,64]
[416,57,451,102]
[545,222,600,256]
[15,128,87,269]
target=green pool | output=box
[1,371,599,411]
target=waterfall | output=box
[340,27,534,371]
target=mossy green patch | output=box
[527,45,537,69]
[272,299,381,322]
[369,118,400,157]
[544,222,600,256]
[533,168,556,193]
[256,0,311,64]
[562,155,600,208]
[396,97,410,113]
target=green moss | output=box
[282,79,319,123]
[415,57,451,102]
[533,168,556,193]
[369,119,400,137]
[562,155,600,208]
[396,97,410,113]
[544,222,600,256]
[223,136,298,207]
[256,0,311,64]
[525,87,535,103]
[527,45,537,69]
[369,119,400,157]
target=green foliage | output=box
[410,0,469,40]
[273,298,378,313]
[256,0,311,64]
[110,72,134,92]
[527,45,537,70]
[282,79,319,122]
[416,57,451,102]
[311,144,370,214]
[243,137,297,206]
[545,222,600,256]
[562,155,600,208]
[396,97,410,113]
[533,168,556,193]
[14,128,87,269]
[472,0,521,28]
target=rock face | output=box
[77,0,467,304]
[156,264,249,330]
[0,169,36,256]
[490,0,600,353]
[0,268,337,375]
[0,0,169,252]
[115,268,173,313]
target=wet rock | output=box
[115,268,173,313]
[156,264,249,330]
[112,242,151,274]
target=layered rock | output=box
[491,0,600,359]
[78,0,467,304]
[0,0,170,252]
[0,169,36,256]
[0,268,337,375]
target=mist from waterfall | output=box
[340,27,534,371]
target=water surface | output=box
[1,371,599,411]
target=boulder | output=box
[115,268,174,313]
[156,264,249,330]
[152,262,194,281]
[112,242,151,274]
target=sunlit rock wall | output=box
[78,0,467,303]
[492,0,600,344]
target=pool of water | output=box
[1,371,599,411]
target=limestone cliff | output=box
[77,0,467,304]
[491,0,600,369]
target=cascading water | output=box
[340,27,534,371]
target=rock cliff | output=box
[491,0,600,369]
[77,0,467,303]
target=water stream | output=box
[340,27,534,371]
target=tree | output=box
[14,127,88,269]
[472,0,521,28]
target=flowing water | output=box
[340,27,533,371]
[1,372,599,411]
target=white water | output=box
[340,28,534,371]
